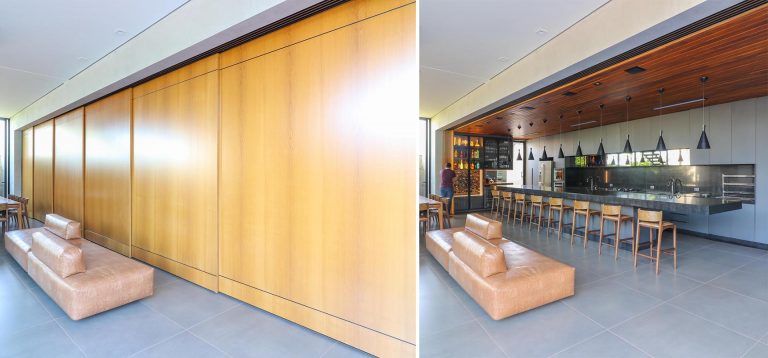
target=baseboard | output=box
[85,230,130,257]
[678,229,768,250]
[218,277,415,358]
[131,246,218,291]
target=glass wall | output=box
[419,118,430,196]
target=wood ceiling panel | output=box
[456,5,768,139]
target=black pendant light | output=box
[528,147,534,160]
[517,150,523,161]
[557,114,565,158]
[623,96,633,153]
[596,104,606,156]
[655,88,667,151]
[575,110,583,156]
[697,76,711,150]
[540,146,548,160]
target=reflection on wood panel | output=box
[22,128,34,218]
[219,1,416,354]
[33,120,54,221]
[132,60,219,287]
[84,89,132,256]
[54,108,84,223]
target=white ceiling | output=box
[420,0,610,118]
[0,0,189,118]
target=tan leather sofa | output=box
[426,213,575,320]
[4,214,153,320]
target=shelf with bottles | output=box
[452,134,484,170]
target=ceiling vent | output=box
[625,66,646,74]
[563,91,577,96]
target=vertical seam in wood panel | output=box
[129,89,134,258]
[217,60,222,292]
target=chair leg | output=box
[583,213,590,249]
[673,227,678,270]
[558,210,564,240]
[656,227,663,275]
[634,223,640,268]
[598,218,605,255]
[570,212,577,246]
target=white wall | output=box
[525,96,767,245]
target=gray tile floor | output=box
[1,223,370,358]
[421,213,768,358]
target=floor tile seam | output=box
[318,342,338,357]
[603,330,657,358]
[185,328,235,358]
[51,317,89,357]
[706,245,768,259]
[423,256,477,320]
[10,265,58,320]
[125,330,188,358]
[705,281,768,305]
[665,301,763,343]
[741,340,764,358]
[470,314,511,358]
[544,327,608,358]
[610,272,706,301]
[1,317,56,337]
[136,299,187,331]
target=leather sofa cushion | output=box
[465,214,502,240]
[452,231,506,278]
[4,228,46,271]
[44,214,82,240]
[31,232,86,278]
[425,227,464,270]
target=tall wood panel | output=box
[84,89,132,256]
[22,128,34,218]
[33,121,54,221]
[53,108,84,223]
[219,1,416,356]
[132,56,219,290]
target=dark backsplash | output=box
[565,165,755,197]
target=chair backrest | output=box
[439,197,450,211]
[602,204,622,216]
[501,192,512,199]
[491,190,499,198]
[419,203,429,211]
[549,197,563,207]
[530,195,542,203]
[514,193,525,201]
[637,209,663,223]
[573,200,590,210]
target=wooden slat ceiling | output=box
[455,4,768,139]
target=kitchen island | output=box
[495,185,742,215]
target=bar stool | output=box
[529,195,549,232]
[490,190,502,218]
[570,201,601,248]
[634,209,677,274]
[598,204,635,260]
[496,192,511,222]
[512,193,530,225]
[438,196,452,228]
[547,197,572,239]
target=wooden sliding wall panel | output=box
[132,56,219,290]
[33,120,54,221]
[219,2,416,356]
[53,108,84,223]
[22,128,34,218]
[84,89,132,256]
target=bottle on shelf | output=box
[454,149,458,158]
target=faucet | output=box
[668,178,683,196]
[587,176,597,191]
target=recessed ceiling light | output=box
[535,28,548,35]
[593,81,602,86]
[114,29,126,35]
[625,66,646,74]
[563,91,577,96]
[517,124,522,129]
[497,56,509,62]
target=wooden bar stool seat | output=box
[598,204,635,260]
[490,190,502,218]
[634,209,677,274]
[512,193,531,225]
[528,195,549,232]
[547,197,572,239]
[570,200,600,248]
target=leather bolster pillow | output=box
[465,214,502,240]
[452,231,506,278]
[31,232,86,278]
[44,214,83,240]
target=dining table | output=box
[419,196,444,230]
[0,197,24,229]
